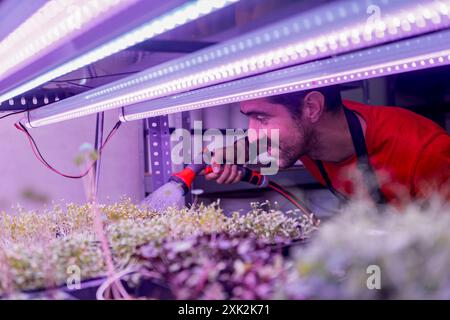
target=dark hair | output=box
[266,85,342,116]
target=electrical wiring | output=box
[51,81,94,89]
[267,180,316,221]
[14,120,121,179]
[203,164,315,220]
[0,107,40,120]
[48,71,141,83]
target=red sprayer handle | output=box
[170,165,268,195]
[170,164,316,219]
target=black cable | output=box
[21,120,122,178]
[52,81,94,89]
[15,120,122,179]
[49,71,141,83]
[0,106,40,120]
[268,181,312,215]
[18,122,85,178]
[102,121,122,146]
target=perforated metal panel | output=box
[146,115,172,191]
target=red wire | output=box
[15,123,90,178]
[14,121,121,179]
[268,182,313,216]
[205,165,313,217]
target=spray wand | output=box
[142,136,316,220]
[143,161,315,220]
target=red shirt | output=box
[300,100,450,204]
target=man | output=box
[205,86,450,205]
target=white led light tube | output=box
[0,0,240,104]
[0,0,135,81]
[119,29,450,121]
[24,0,450,127]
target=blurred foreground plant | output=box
[284,199,450,299]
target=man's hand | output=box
[204,163,243,184]
[203,144,245,184]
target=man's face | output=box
[240,98,315,169]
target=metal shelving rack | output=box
[1,0,450,199]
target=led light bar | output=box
[0,0,136,80]
[24,0,450,127]
[119,29,450,121]
[0,0,240,104]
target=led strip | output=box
[118,29,450,121]
[0,0,240,104]
[24,0,450,127]
[0,0,135,80]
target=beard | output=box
[269,121,316,169]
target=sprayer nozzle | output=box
[142,180,186,211]
[170,167,197,194]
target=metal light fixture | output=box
[119,29,450,121]
[0,0,240,104]
[24,0,450,127]
[0,0,136,81]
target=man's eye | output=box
[256,115,267,122]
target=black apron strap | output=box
[315,160,349,202]
[315,108,387,205]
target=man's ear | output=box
[303,91,325,123]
